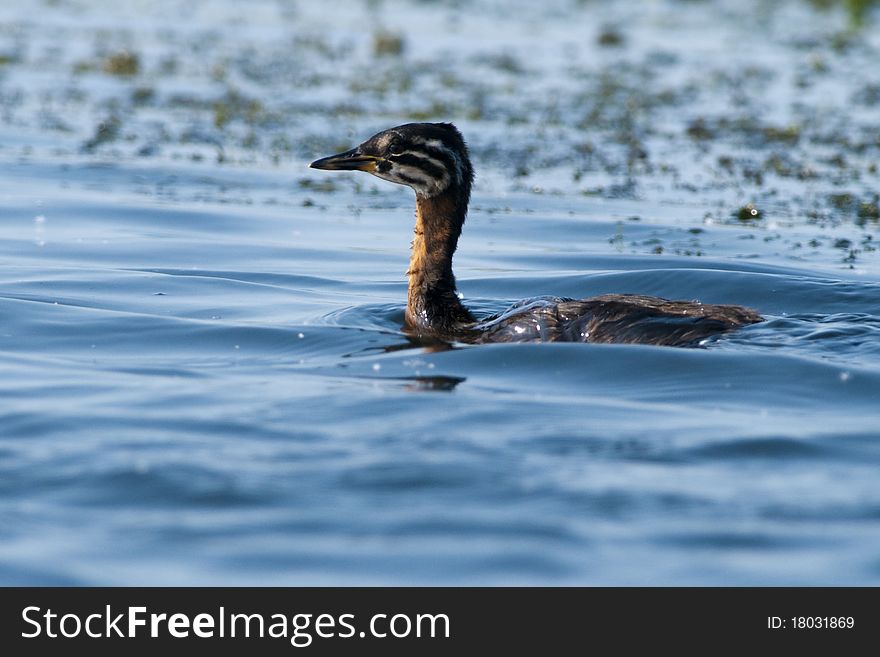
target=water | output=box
[1,0,879,585]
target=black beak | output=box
[309,147,378,172]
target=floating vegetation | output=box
[102,51,140,76]
[824,193,880,226]
[82,116,121,152]
[857,197,880,224]
[736,204,763,222]
[828,192,856,211]
[762,124,801,145]
[213,90,265,129]
[686,118,714,141]
[717,155,735,173]
[597,26,625,47]
[373,30,405,56]
[298,177,339,193]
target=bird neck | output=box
[406,189,475,333]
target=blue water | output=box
[2,0,880,585]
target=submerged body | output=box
[310,122,762,347]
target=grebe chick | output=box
[310,122,762,347]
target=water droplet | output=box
[234,345,240,350]
[34,215,46,224]
[839,371,850,382]
[372,363,381,371]
[297,332,305,339]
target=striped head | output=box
[310,123,473,200]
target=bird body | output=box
[471,294,760,346]
[310,122,761,346]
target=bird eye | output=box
[389,143,403,155]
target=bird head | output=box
[310,122,473,200]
